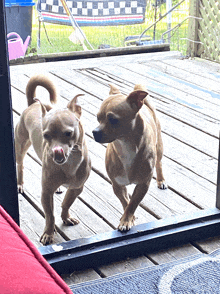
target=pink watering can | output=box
[7,32,30,60]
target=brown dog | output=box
[15,75,91,245]
[93,84,167,231]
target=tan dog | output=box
[93,84,167,231]
[15,75,91,245]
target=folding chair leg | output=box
[37,20,41,48]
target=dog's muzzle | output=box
[53,146,66,164]
[92,128,103,143]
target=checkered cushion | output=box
[37,0,146,26]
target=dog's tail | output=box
[26,74,58,107]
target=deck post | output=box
[166,0,172,43]
[187,0,199,57]
[0,0,19,225]
[216,134,220,209]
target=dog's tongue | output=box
[53,146,65,163]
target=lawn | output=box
[29,0,189,56]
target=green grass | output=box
[29,1,189,56]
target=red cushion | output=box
[0,205,72,294]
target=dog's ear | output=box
[67,94,84,118]
[127,90,148,111]
[34,98,47,117]
[109,84,120,95]
[133,84,147,92]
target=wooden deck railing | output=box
[187,0,220,62]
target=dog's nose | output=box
[92,128,102,143]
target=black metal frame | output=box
[39,208,220,274]
[0,0,19,225]
[1,0,220,275]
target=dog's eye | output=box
[64,131,72,137]
[43,133,51,140]
[108,114,119,126]
[109,117,118,125]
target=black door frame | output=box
[0,0,19,225]
[1,0,220,275]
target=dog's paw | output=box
[62,216,79,226]
[118,215,135,231]
[17,184,24,194]
[157,181,168,190]
[40,232,54,245]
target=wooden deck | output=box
[10,51,220,286]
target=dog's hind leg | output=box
[61,187,83,226]
[14,122,31,193]
[155,128,167,190]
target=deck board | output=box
[97,255,154,277]
[10,51,220,287]
[19,194,65,247]
[86,64,220,121]
[145,60,220,94]
[161,58,220,86]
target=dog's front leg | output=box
[15,132,31,193]
[118,181,151,231]
[40,186,57,245]
[61,187,83,225]
[112,182,130,211]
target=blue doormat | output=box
[70,249,220,293]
